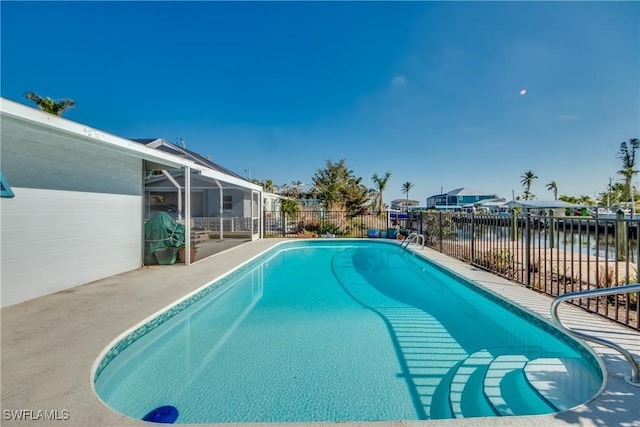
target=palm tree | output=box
[401,181,414,200]
[520,170,538,200]
[290,180,303,199]
[617,138,640,202]
[261,179,275,193]
[545,181,558,200]
[25,92,75,116]
[371,171,392,213]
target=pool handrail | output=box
[400,232,425,250]
[550,283,640,386]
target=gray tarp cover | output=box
[144,212,185,264]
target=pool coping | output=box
[1,238,639,426]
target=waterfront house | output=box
[426,188,496,210]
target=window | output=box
[223,195,233,210]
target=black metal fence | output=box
[263,209,639,330]
[421,211,639,330]
[263,210,394,238]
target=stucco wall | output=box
[1,114,144,307]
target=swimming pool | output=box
[93,240,603,423]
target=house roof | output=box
[447,187,491,196]
[130,138,262,191]
[131,138,247,181]
[461,198,507,208]
[390,199,421,207]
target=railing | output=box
[263,210,392,238]
[193,217,253,233]
[419,211,640,331]
[400,232,425,250]
[550,284,640,386]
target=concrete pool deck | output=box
[1,239,639,427]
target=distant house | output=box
[390,199,421,211]
[133,138,262,234]
[426,188,496,210]
[263,191,286,212]
[461,198,508,213]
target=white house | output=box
[132,138,262,234]
[0,98,262,307]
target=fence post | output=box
[525,211,531,288]
[439,212,443,252]
[616,209,627,261]
[470,212,475,263]
[283,212,287,237]
[548,209,555,249]
[262,209,266,237]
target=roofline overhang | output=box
[1,98,263,192]
[1,98,183,169]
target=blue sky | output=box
[2,1,639,204]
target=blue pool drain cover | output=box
[142,405,179,423]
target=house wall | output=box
[1,114,144,307]
[205,188,247,217]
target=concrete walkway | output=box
[1,239,638,426]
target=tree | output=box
[578,195,596,206]
[343,176,369,218]
[25,92,75,116]
[371,171,392,212]
[312,159,354,210]
[289,181,304,199]
[520,170,538,200]
[546,181,558,200]
[401,181,414,200]
[617,138,640,202]
[280,199,300,216]
[559,195,579,204]
[261,179,275,193]
[596,182,631,206]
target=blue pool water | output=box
[93,240,603,423]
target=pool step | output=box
[524,357,600,412]
[448,350,569,418]
[449,350,496,418]
[484,355,556,416]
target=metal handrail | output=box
[550,284,640,386]
[400,232,425,250]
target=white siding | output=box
[1,109,146,307]
[1,114,142,194]
[1,188,142,307]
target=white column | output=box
[184,166,191,266]
[215,179,224,240]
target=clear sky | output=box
[2,1,639,204]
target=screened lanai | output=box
[136,139,263,263]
